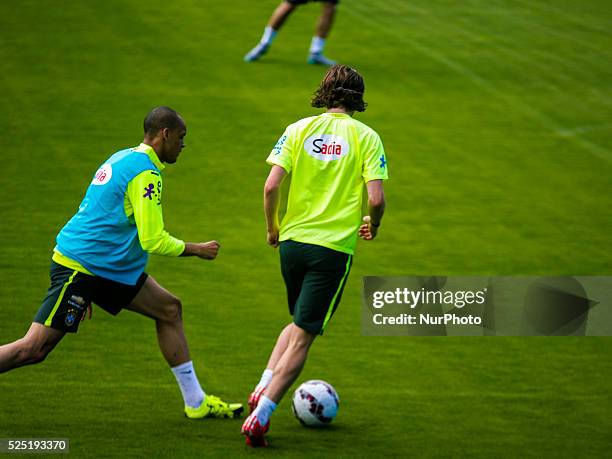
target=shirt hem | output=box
[52,249,93,275]
[55,245,144,286]
[266,159,291,173]
[363,175,389,182]
[279,236,355,255]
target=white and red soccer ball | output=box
[291,380,339,427]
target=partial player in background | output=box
[241,65,388,447]
[244,0,339,65]
[0,107,242,421]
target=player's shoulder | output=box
[285,115,319,132]
[348,117,381,139]
[106,147,133,163]
[105,147,159,177]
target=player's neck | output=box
[326,107,354,117]
[142,138,163,160]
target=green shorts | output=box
[34,261,148,333]
[280,240,352,335]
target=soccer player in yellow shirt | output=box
[242,65,388,446]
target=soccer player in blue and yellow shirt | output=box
[0,107,242,420]
[242,65,388,446]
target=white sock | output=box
[261,26,277,46]
[256,368,274,390]
[254,395,277,426]
[310,36,326,54]
[171,361,205,408]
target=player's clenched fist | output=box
[359,216,378,241]
[197,240,220,259]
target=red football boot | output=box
[241,412,270,448]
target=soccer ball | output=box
[291,380,339,427]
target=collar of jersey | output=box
[133,143,165,171]
[322,112,351,118]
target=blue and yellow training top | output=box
[54,143,185,285]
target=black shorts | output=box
[288,0,339,5]
[33,261,148,333]
[280,240,352,335]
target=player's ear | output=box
[161,128,169,141]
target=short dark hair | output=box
[143,106,184,136]
[312,64,367,112]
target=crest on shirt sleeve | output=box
[142,179,162,205]
[91,164,112,185]
[379,154,387,169]
[273,135,287,156]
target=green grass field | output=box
[1,0,611,457]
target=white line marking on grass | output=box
[389,0,612,59]
[510,0,612,35]
[382,0,612,136]
[345,3,612,163]
[383,0,578,92]
[556,123,612,137]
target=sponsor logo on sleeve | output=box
[304,134,349,162]
[91,164,112,185]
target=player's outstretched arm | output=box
[359,180,385,241]
[127,172,221,260]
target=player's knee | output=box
[162,296,183,323]
[289,328,316,350]
[291,338,311,350]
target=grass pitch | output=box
[0,0,610,457]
